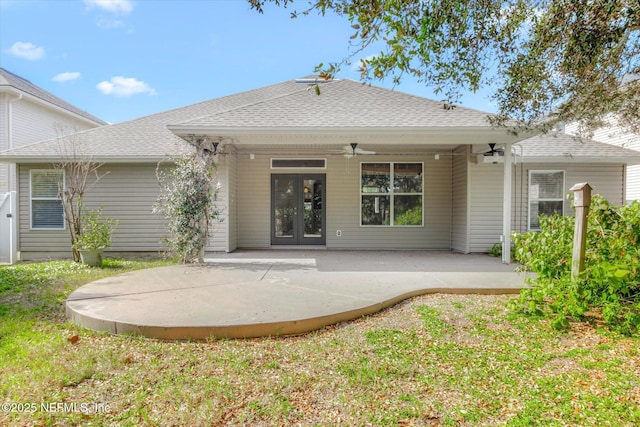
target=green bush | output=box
[512,196,640,335]
[72,207,118,250]
[154,153,219,263]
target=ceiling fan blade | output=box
[355,148,376,155]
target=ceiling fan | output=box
[333,143,376,158]
[483,143,504,158]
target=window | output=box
[529,170,564,230]
[361,162,423,226]
[271,159,326,169]
[31,170,64,229]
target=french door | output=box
[271,174,325,245]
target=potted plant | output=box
[73,207,118,267]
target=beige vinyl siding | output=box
[469,161,626,253]
[207,149,235,252]
[18,163,169,259]
[237,154,272,248]
[236,152,453,250]
[226,146,238,251]
[566,120,640,202]
[17,164,70,255]
[1,94,100,193]
[468,161,504,253]
[585,125,640,202]
[0,94,8,192]
[451,145,469,253]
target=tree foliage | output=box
[249,0,639,135]
[512,196,640,335]
[154,153,220,263]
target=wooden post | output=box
[570,183,592,280]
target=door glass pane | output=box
[274,176,295,238]
[303,178,323,238]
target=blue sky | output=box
[1,0,496,124]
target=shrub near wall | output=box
[512,196,640,335]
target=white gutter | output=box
[518,156,640,165]
[0,156,174,164]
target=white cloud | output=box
[351,54,378,72]
[83,0,133,15]
[53,72,81,82]
[7,41,44,60]
[96,76,157,97]
[96,18,125,30]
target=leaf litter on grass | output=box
[2,283,639,426]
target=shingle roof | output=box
[516,132,640,161]
[0,68,107,126]
[172,78,493,129]
[0,79,308,161]
[1,77,638,163]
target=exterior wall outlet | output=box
[336,230,342,237]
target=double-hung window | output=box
[31,170,65,229]
[529,170,564,230]
[361,162,423,226]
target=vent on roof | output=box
[295,75,336,84]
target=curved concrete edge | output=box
[66,287,522,341]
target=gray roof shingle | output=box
[173,79,492,129]
[1,77,638,163]
[0,68,107,126]
[516,132,640,160]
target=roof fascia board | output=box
[519,156,640,165]
[0,85,105,127]
[0,156,170,164]
[168,126,538,143]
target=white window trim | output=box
[30,169,66,230]
[359,161,424,227]
[528,169,565,231]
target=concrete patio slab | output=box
[66,250,532,340]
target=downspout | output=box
[6,93,23,191]
[502,142,512,264]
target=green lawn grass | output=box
[1,259,639,426]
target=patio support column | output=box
[502,142,512,264]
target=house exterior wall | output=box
[566,120,640,202]
[17,163,171,260]
[468,161,626,253]
[236,151,453,250]
[468,160,505,252]
[451,146,469,253]
[14,154,628,259]
[1,93,100,193]
[0,94,7,194]
[208,148,236,252]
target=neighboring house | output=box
[0,67,107,194]
[1,78,639,262]
[565,117,640,203]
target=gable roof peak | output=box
[0,67,107,126]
